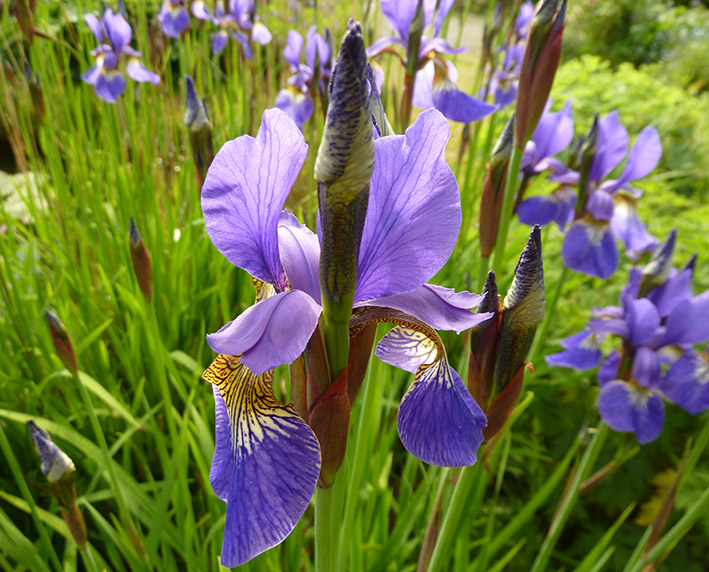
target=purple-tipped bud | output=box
[514,0,566,147]
[27,420,88,547]
[639,229,677,297]
[184,75,214,189]
[479,115,514,258]
[575,115,599,216]
[46,310,77,375]
[129,218,153,302]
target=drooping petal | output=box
[284,30,303,68]
[586,190,614,221]
[160,4,190,38]
[517,195,561,227]
[419,37,466,58]
[431,77,497,124]
[562,220,618,279]
[204,356,321,568]
[202,108,307,288]
[95,71,126,103]
[663,291,709,346]
[126,59,161,84]
[277,212,321,302]
[213,29,229,54]
[610,195,657,255]
[191,1,212,20]
[274,88,315,130]
[597,380,664,444]
[356,109,460,302]
[661,350,709,415]
[365,35,406,58]
[398,363,487,466]
[376,325,438,373]
[545,329,602,370]
[365,284,488,333]
[206,290,321,375]
[350,306,486,467]
[81,65,101,86]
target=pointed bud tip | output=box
[45,309,63,332]
[505,226,544,317]
[129,217,140,245]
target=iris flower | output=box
[367,0,496,124]
[196,0,271,56]
[82,8,160,103]
[547,231,709,442]
[201,107,489,565]
[275,27,332,129]
[159,0,190,38]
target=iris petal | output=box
[205,355,321,568]
[206,290,321,375]
[661,350,709,415]
[202,108,308,289]
[562,220,618,279]
[597,381,664,444]
[357,109,460,302]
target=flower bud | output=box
[45,310,77,375]
[27,420,87,547]
[184,75,214,189]
[367,63,393,137]
[575,115,599,216]
[514,0,566,147]
[639,229,677,298]
[479,115,514,258]
[129,218,153,302]
[314,20,374,375]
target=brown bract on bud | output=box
[514,0,566,148]
[479,115,514,258]
[45,310,77,375]
[184,75,214,190]
[129,218,153,302]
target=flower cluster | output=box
[367,0,496,125]
[517,108,662,279]
[192,0,272,56]
[82,7,160,103]
[274,26,333,129]
[547,230,709,442]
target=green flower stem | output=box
[321,313,352,381]
[528,264,570,364]
[427,463,484,572]
[315,485,335,572]
[477,256,490,292]
[530,422,609,572]
[492,145,525,277]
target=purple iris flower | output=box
[274,27,331,129]
[368,0,496,124]
[82,8,160,103]
[547,232,709,443]
[159,0,190,38]
[204,0,271,56]
[521,111,661,278]
[201,108,490,565]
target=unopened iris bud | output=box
[27,420,87,547]
[495,225,545,392]
[575,115,599,216]
[315,20,374,376]
[514,0,566,147]
[46,310,77,375]
[184,75,214,190]
[468,227,544,440]
[405,0,425,78]
[479,115,514,258]
[129,218,153,302]
[639,229,677,297]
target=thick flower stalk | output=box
[81,7,160,103]
[275,26,333,129]
[27,421,87,548]
[547,230,709,442]
[184,76,214,188]
[468,226,544,439]
[519,110,662,278]
[367,0,496,126]
[200,22,491,566]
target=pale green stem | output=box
[492,146,525,277]
[315,486,335,572]
[528,265,570,364]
